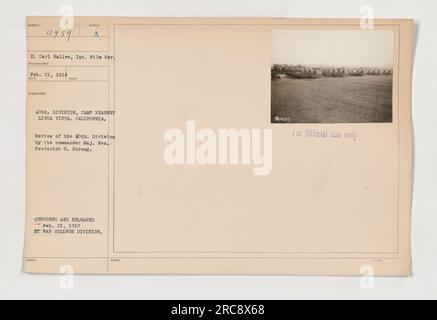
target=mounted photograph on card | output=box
[271,29,394,124]
[24,17,413,276]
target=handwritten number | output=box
[45,29,72,42]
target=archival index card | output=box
[25,17,414,275]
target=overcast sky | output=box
[272,29,394,68]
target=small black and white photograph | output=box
[271,29,394,123]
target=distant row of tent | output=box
[271,64,393,80]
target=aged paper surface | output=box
[25,17,413,275]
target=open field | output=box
[271,75,393,123]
